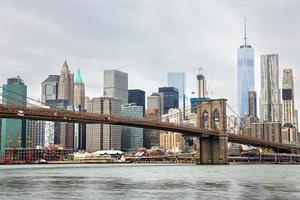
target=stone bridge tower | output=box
[196,99,228,164]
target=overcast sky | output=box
[1,0,300,114]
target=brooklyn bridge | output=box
[0,98,298,164]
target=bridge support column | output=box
[196,135,228,164]
[199,137,212,164]
[197,99,229,164]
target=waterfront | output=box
[0,164,299,199]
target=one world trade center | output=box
[237,19,254,122]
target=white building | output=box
[167,72,186,111]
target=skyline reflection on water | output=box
[0,164,299,200]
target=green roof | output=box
[75,69,84,84]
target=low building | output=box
[251,122,282,143]
[159,132,184,151]
[160,108,184,151]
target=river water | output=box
[0,164,299,200]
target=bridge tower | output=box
[196,99,228,164]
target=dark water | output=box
[0,164,299,200]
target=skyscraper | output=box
[73,69,86,150]
[167,72,186,111]
[103,69,128,104]
[260,54,281,122]
[121,104,143,151]
[74,69,85,110]
[58,61,74,104]
[128,89,145,116]
[282,68,295,126]
[148,92,164,116]
[237,20,254,119]
[158,87,179,114]
[86,97,121,152]
[1,77,27,154]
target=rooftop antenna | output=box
[244,17,247,46]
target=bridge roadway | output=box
[0,104,297,151]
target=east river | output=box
[0,164,299,200]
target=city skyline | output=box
[1,1,300,115]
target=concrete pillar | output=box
[199,137,212,164]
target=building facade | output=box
[167,72,186,111]
[143,109,160,149]
[86,97,121,152]
[248,91,257,118]
[46,99,68,146]
[41,75,60,103]
[147,92,164,116]
[158,87,179,114]
[260,54,281,122]
[103,69,128,104]
[227,115,239,134]
[282,124,297,144]
[282,68,295,126]
[1,77,27,154]
[160,108,184,151]
[251,122,282,143]
[121,104,143,151]
[128,89,145,116]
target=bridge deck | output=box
[0,104,297,151]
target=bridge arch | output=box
[212,109,220,130]
[201,109,209,129]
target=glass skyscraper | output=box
[158,87,179,114]
[167,72,186,111]
[1,77,27,154]
[128,89,145,116]
[237,23,254,120]
[121,104,143,151]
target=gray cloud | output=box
[0,0,300,116]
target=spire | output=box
[75,68,84,84]
[62,60,69,70]
[244,17,247,46]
